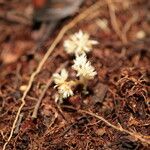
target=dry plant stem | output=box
[32,61,69,118]
[0,11,32,25]
[3,1,107,149]
[0,131,6,141]
[79,110,150,145]
[31,79,52,118]
[43,112,58,137]
[14,113,24,134]
[122,13,138,41]
[106,0,127,44]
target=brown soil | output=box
[0,0,150,150]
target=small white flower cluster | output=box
[53,30,97,101]
[64,30,98,55]
[72,53,97,81]
[53,69,74,99]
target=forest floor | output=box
[0,0,150,150]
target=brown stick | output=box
[106,0,127,44]
[0,11,32,25]
[122,12,138,43]
[14,113,24,134]
[79,110,150,145]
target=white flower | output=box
[53,69,68,86]
[64,30,98,55]
[72,53,97,80]
[58,82,74,99]
[53,69,74,99]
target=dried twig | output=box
[0,131,6,141]
[0,11,32,25]
[32,61,69,118]
[14,113,24,134]
[79,110,150,145]
[122,12,138,43]
[43,111,58,137]
[3,1,107,149]
[106,0,127,44]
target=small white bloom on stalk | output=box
[53,69,74,99]
[57,82,74,99]
[53,69,68,86]
[72,53,97,89]
[64,30,98,55]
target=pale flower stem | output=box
[79,76,88,91]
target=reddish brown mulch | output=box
[0,0,150,150]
